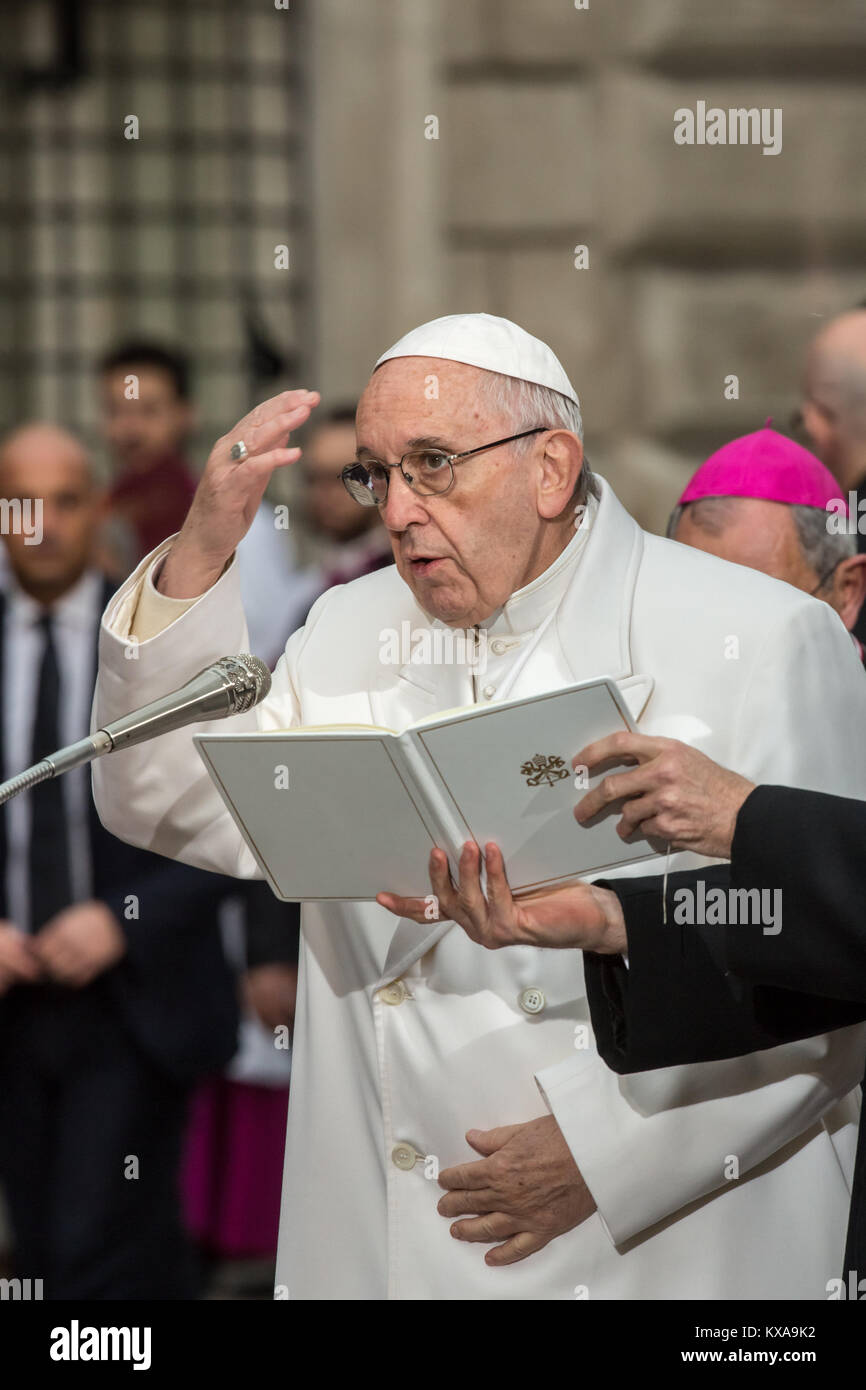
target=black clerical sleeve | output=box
[727,783,866,1001]
[585,845,866,1073]
[585,866,752,1072]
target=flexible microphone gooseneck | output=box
[0,653,271,807]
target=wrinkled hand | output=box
[574,732,755,860]
[0,921,42,995]
[158,387,320,597]
[377,840,626,952]
[437,1116,596,1265]
[244,962,298,1031]
[34,901,127,988]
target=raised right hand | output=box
[158,387,321,597]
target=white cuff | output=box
[109,536,235,643]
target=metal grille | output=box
[0,0,312,470]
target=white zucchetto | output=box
[374,313,580,409]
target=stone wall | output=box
[2,1,865,533]
[312,0,866,532]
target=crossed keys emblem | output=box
[519,753,570,788]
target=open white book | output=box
[193,676,661,902]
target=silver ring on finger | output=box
[229,439,249,462]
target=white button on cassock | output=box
[379,980,409,1005]
[482,684,496,700]
[391,1143,422,1171]
[519,987,545,1015]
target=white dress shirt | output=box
[2,568,103,930]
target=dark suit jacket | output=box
[584,782,866,1275]
[585,785,866,1068]
[0,576,242,1086]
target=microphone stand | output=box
[0,653,270,806]
[0,731,114,806]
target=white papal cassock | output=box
[92,477,866,1300]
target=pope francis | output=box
[92,313,866,1300]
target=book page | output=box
[196,732,438,900]
[412,680,660,892]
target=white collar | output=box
[5,566,103,630]
[472,489,598,638]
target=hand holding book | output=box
[376,839,627,953]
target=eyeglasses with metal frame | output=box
[339,427,550,507]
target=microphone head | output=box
[216,654,272,713]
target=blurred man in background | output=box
[98,341,198,571]
[298,403,393,589]
[98,338,314,665]
[268,402,393,655]
[0,423,241,1298]
[801,310,866,500]
[799,309,866,644]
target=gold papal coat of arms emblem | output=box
[520,753,570,788]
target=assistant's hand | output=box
[437,1116,596,1265]
[34,901,127,988]
[377,840,626,952]
[574,732,755,859]
[0,921,43,995]
[244,962,298,1031]
[158,387,321,597]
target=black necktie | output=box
[28,611,72,931]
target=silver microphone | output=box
[98,653,271,753]
[0,654,271,804]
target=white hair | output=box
[474,369,597,503]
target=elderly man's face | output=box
[674,496,866,632]
[675,499,817,590]
[355,358,576,627]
